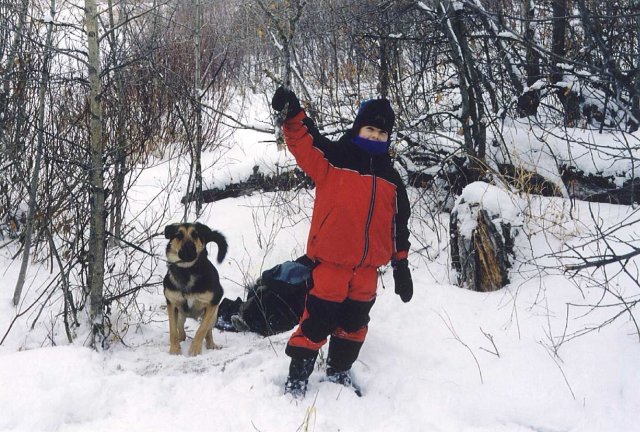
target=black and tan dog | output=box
[163,222,227,356]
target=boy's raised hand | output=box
[272,86,302,119]
[392,259,413,303]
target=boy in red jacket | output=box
[271,87,413,397]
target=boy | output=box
[271,87,413,397]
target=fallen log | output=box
[182,166,312,204]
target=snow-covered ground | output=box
[1,107,639,431]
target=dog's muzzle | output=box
[178,242,198,262]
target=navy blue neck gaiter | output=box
[352,135,390,155]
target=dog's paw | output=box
[188,343,203,357]
[205,340,218,350]
[169,345,182,355]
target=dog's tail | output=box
[209,230,228,263]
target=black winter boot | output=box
[325,336,364,396]
[325,367,362,397]
[284,355,317,398]
[327,336,362,370]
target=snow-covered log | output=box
[182,166,312,204]
[562,166,640,205]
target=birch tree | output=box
[193,0,204,216]
[85,0,107,349]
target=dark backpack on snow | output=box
[216,256,315,336]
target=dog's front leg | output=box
[189,304,219,356]
[167,304,182,355]
[177,313,187,342]
[204,305,220,350]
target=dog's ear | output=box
[193,222,214,241]
[194,223,228,263]
[164,224,180,239]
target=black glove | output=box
[392,259,413,303]
[271,86,302,119]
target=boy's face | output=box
[358,125,389,142]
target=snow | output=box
[455,182,523,238]
[497,31,517,40]
[1,100,640,432]
[452,1,464,11]
[417,1,433,12]
[524,79,546,92]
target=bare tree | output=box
[0,0,29,150]
[12,0,56,306]
[85,0,107,349]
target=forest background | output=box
[0,1,639,431]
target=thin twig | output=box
[439,311,484,384]
[479,327,500,357]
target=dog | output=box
[163,222,227,356]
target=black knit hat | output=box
[352,98,395,136]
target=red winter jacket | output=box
[283,110,411,268]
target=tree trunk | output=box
[522,0,541,86]
[438,0,487,164]
[632,2,640,132]
[0,0,29,151]
[550,0,567,85]
[517,0,541,116]
[451,198,514,292]
[550,0,581,125]
[106,0,127,243]
[378,8,390,98]
[85,0,107,349]
[194,0,204,217]
[12,0,55,306]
